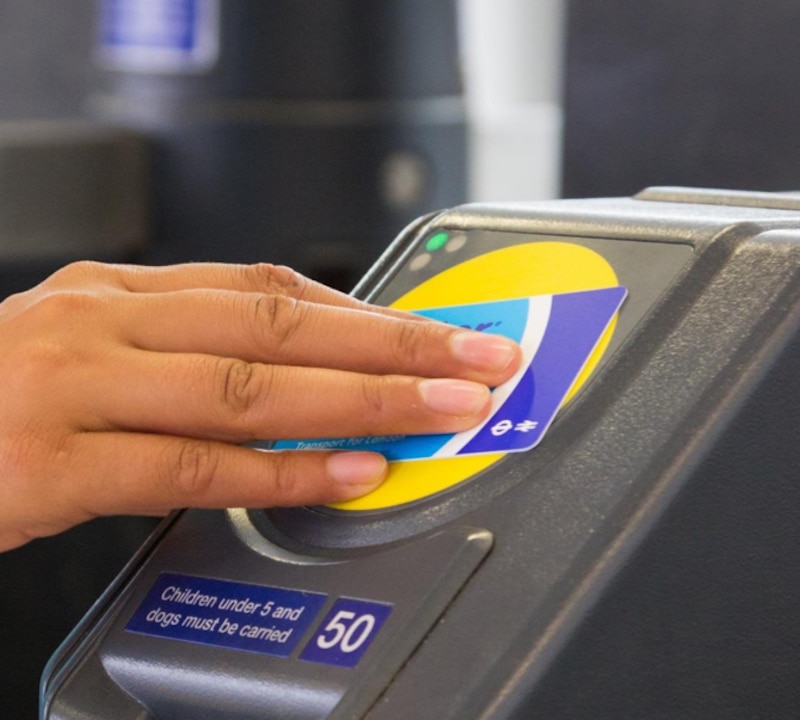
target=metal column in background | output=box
[460,0,566,203]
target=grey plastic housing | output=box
[42,187,800,718]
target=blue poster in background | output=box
[98,0,219,72]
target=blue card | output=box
[274,287,627,461]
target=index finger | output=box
[121,290,523,386]
[104,262,418,320]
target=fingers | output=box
[96,261,400,316]
[73,351,494,441]
[64,432,390,516]
[0,259,526,550]
[120,289,521,386]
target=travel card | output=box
[273,287,627,461]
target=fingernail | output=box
[419,378,490,416]
[327,452,388,487]
[451,331,519,373]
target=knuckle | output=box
[9,295,103,374]
[251,294,303,346]
[266,452,300,502]
[0,426,66,512]
[27,288,106,328]
[48,260,105,285]
[387,319,429,367]
[218,358,267,417]
[359,375,391,417]
[12,338,78,390]
[0,431,35,487]
[163,439,219,500]
[246,263,309,298]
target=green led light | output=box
[425,232,449,252]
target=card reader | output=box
[42,187,800,719]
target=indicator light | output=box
[425,232,449,252]
[410,253,432,271]
[446,233,468,252]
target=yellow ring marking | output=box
[332,241,620,511]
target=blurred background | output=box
[3,0,800,717]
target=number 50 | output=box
[316,610,377,653]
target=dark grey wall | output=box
[563,0,800,198]
[0,0,94,120]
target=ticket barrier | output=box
[41,188,800,718]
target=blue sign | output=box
[300,598,393,668]
[126,573,327,658]
[98,0,219,72]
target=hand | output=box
[0,261,521,550]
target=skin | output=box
[0,261,521,552]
